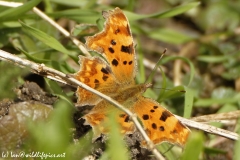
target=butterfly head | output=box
[142,83,152,92]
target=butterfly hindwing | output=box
[132,97,190,146]
[75,56,117,105]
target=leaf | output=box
[27,100,73,153]
[204,147,226,155]
[125,2,200,20]
[19,48,50,63]
[156,66,167,101]
[184,87,195,118]
[0,62,27,99]
[198,55,229,63]
[158,85,185,101]
[71,24,98,37]
[157,143,179,160]
[148,28,195,44]
[151,2,200,18]
[0,0,41,21]
[66,131,93,159]
[48,9,100,23]
[45,79,73,106]
[233,118,240,160]
[211,87,236,99]
[50,0,88,7]
[105,112,129,160]
[194,94,240,107]
[181,131,204,160]
[20,21,70,56]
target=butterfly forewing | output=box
[85,8,136,84]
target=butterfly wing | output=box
[75,56,117,106]
[132,97,190,146]
[86,7,136,84]
[83,95,190,146]
[78,7,190,147]
[83,100,135,140]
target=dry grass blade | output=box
[190,110,240,122]
[177,116,239,141]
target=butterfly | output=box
[74,7,190,147]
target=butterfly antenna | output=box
[145,48,167,84]
[153,87,186,93]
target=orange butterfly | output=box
[75,7,190,146]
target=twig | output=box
[0,51,71,86]
[0,49,165,160]
[190,110,240,122]
[177,116,239,141]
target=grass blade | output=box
[125,2,200,20]
[0,0,41,21]
[181,131,204,160]
[20,21,70,57]
[184,87,194,118]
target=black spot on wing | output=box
[159,110,172,122]
[159,126,164,131]
[102,75,108,81]
[124,115,130,122]
[121,45,132,54]
[108,47,114,53]
[152,123,157,129]
[128,61,132,65]
[153,106,158,109]
[94,79,100,88]
[142,114,149,120]
[94,79,99,83]
[94,84,100,89]
[111,39,116,45]
[150,109,155,113]
[115,28,120,34]
[172,129,177,134]
[123,61,127,65]
[112,59,118,66]
[101,67,109,74]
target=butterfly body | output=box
[75,7,190,147]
